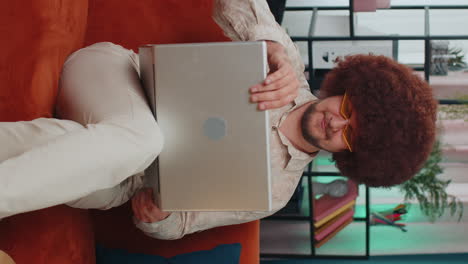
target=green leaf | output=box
[398,139,464,222]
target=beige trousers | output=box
[0,42,163,219]
[0,250,15,264]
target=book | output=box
[315,217,354,248]
[312,180,358,223]
[314,207,354,241]
[314,199,355,228]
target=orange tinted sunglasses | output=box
[340,93,353,152]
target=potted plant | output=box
[448,46,467,72]
[399,140,464,222]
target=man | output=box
[0,0,436,233]
[130,0,437,240]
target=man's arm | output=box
[132,188,276,240]
[251,40,300,110]
[213,0,310,96]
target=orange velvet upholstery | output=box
[0,0,259,263]
[92,204,260,264]
[0,0,95,263]
[0,0,89,121]
[0,206,95,264]
[84,0,229,51]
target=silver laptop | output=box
[139,41,272,211]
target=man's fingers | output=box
[266,74,295,93]
[250,74,294,98]
[250,66,291,93]
[131,195,139,219]
[250,73,300,110]
[257,91,298,110]
[143,189,165,223]
[252,85,289,103]
[255,42,300,111]
[133,188,153,223]
[251,76,298,102]
[132,191,144,222]
[141,189,157,222]
[264,63,289,85]
[147,205,161,222]
[137,196,151,222]
[140,190,152,222]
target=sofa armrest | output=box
[0,206,95,264]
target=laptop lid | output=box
[139,41,271,211]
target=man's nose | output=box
[329,118,349,132]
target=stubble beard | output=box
[300,101,323,149]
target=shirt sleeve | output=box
[134,210,273,240]
[212,0,310,93]
[66,172,145,210]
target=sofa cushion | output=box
[0,205,95,264]
[0,0,94,263]
[84,0,229,51]
[96,243,241,264]
[0,0,89,121]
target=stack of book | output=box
[312,180,358,248]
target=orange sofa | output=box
[0,0,260,263]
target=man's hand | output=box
[132,188,171,223]
[249,41,300,110]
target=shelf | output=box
[291,35,468,41]
[261,1,468,259]
[285,6,468,11]
[261,156,371,259]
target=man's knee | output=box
[118,113,165,163]
[140,120,164,159]
[66,172,143,210]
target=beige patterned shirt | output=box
[135,0,318,240]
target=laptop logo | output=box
[203,117,227,140]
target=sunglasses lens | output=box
[341,94,352,119]
[343,125,353,152]
[341,93,353,152]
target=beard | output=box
[300,101,323,149]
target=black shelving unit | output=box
[261,0,468,260]
[262,162,370,260]
[289,0,468,105]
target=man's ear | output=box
[0,250,16,264]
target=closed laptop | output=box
[139,41,272,211]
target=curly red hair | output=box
[320,54,437,187]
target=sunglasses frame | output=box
[340,93,353,152]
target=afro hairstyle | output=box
[319,54,437,187]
